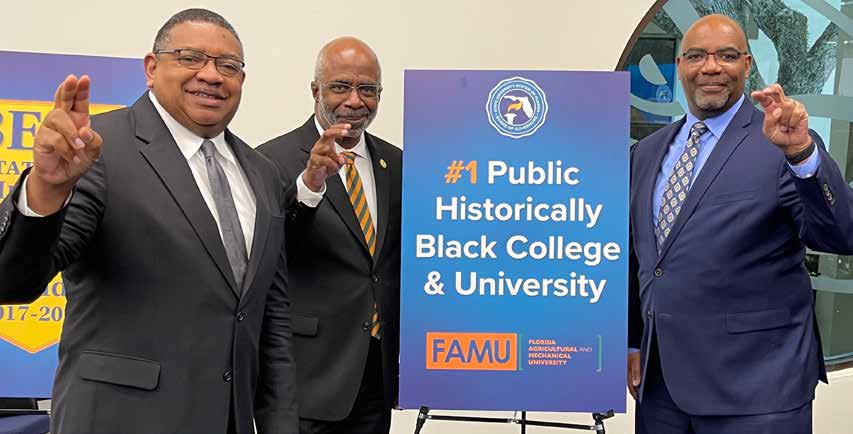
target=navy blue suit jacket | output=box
[629,100,853,415]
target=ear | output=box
[743,54,753,78]
[311,81,320,102]
[675,56,685,82]
[144,53,158,89]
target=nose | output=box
[196,60,224,84]
[344,87,365,108]
[700,54,722,74]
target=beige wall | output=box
[2,0,652,146]
[5,1,851,432]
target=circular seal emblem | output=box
[486,76,548,139]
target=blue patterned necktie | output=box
[655,121,709,252]
[201,140,249,289]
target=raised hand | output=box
[751,84,812,156]
[28,75,103,214]
[301,123,351,192]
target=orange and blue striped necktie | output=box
[341,151,380,338]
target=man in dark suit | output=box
[0,9,297,434]
[627,14,853,434]
[258,37,401,434]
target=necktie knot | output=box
[689,121,709,141]
[341,151,356,165]
[200,140,216,160]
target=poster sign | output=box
[399,70,629,412]
[0,51,143,397]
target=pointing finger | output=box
[73,75,92,121]
[53,75,79,112]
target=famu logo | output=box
[486,76,548,139]
[0,99,121,353]
[426,332,517,370]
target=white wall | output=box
[5,1,851,433]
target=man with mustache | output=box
[627,14,853,433]
[258,37,400,434]
[0,8,297,434]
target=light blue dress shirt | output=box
[631,95,820,354]
[651,95,820,224]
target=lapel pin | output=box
[380,159,387,169]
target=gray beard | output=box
[695,92,730,112]
[317,97,376,137]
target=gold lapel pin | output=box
[380,159,387,169]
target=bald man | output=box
[627,14,853,433]
[258,37,400,433]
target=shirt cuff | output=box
[295,171,325,208]
[628,348,640,354]
[16,175,73,217]
[787,145,821,179]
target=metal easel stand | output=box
[413,406,615,433]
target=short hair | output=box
[152,8,241,52]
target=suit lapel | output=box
[228,132,271,297]
[298,118,372,257]
[367,134,390,261]
[656,102,754,264]
[133,95,240,297]
[640,119,683,262]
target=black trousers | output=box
[299,338,391,434]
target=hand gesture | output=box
[28,75,103,214]
[301,123,351,192]
[751,84,812,155]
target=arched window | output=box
[619,0,853,367]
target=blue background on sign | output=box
[400,70,629,412]
[0,50,144,398]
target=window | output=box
[620,0,853,366]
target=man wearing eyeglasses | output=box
[627,14,853,434]
[0,8,297,434]
[258,37,400,434]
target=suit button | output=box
[362,321,371,331]
[647,310,653,318]
[372,275,380,283]
[654,268,663,277]
[823,184,830,192]
[223,370,232,382]
[236,311,245,322]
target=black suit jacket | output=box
[0,94,297,434]
[258,116,401,421]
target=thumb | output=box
[78,126,103,161]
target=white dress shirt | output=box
[19,91,257,255]
[295,118,378,232]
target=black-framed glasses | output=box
[319,81,382,99]
[681,49,748,66]
[154,49,245,77]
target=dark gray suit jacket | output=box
[0,93,297,434]
[258,116,401,421]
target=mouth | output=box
[337,115,367,127]
[186,90,226,106]
[697,83,728,92]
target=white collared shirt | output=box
[19,91,256,255]
[296,119,377,232]
[148,92,256,254]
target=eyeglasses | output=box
[154,49,245,77]
[681,49,748,66]
[319,81,382,99]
